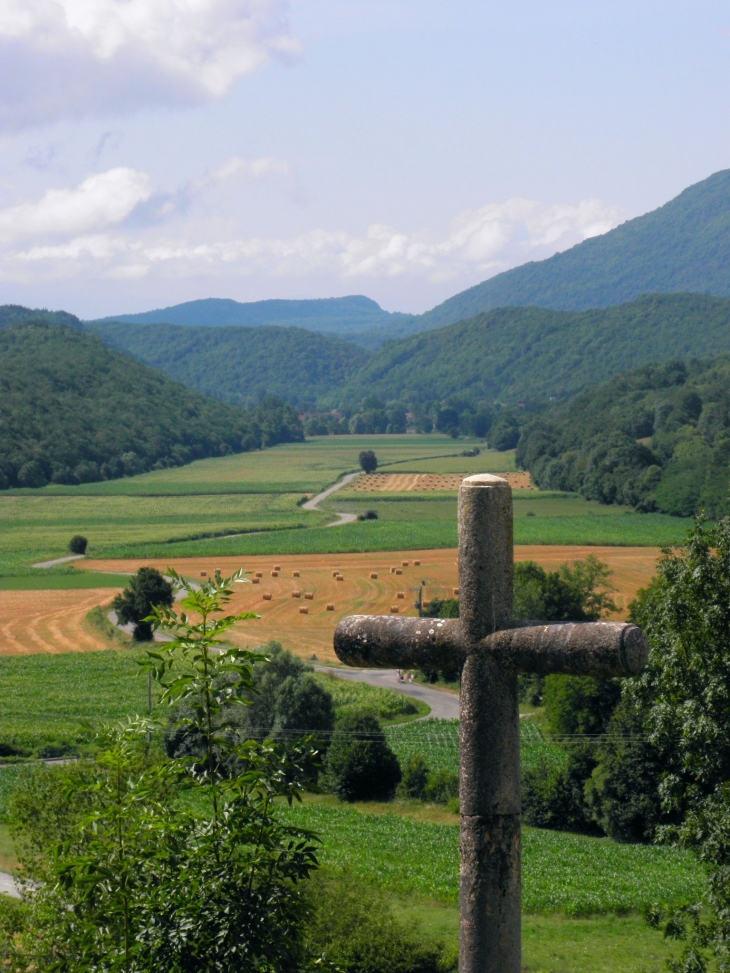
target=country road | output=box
[303,472,359,526]
[317,665,459,719]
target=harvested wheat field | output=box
[347,471,535,492]
[80,547,660,664]
[0,588,123,656]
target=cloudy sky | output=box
[0,0,728,318]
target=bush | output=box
[522,742,598,833]
[359,450,378,474]
[111,567,173,642]
[543,674,621,736]
[305,870,456,973]
[323,712,401,802]
[424,768,459,805]
[399,753,429,800]
[357,509,379,521]
[68,535,88,555]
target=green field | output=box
[280,799,704,915]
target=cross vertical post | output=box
[333,473,649,973]
[458,476,520,973]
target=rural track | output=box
[303,472,359,526]
[316,665,459,719]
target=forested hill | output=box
[331,293,730,408]
[0,321,302,491]
[408,168,730,333]
[94,295,409,337]
[85,320,372,408]
[516,356,730,518]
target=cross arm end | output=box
[484,621,648,678]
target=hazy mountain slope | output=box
[332,293,730,407]
[86,321,372,407]
[407,169,730,333]
[95,295,411,336]
[0,321,302,490]
[0,304,81,329]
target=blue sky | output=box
[0,0,728,318]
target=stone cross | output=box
[334,474,649,973]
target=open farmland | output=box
[346,471,535,491]
[80,545,660,662]
[0,588,123,656]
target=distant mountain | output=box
[331,293,730,408]
[0,304,81,330]
[86,320,372,408]
[94,295,410,337]
[409,169,730,333]
[0,319,302,490]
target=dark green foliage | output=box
[68,534,87,554]
[304,870,456,973]
[423,768,459,805]
[332,294,730,409]
[488,410,522,450]
[0,320,303,490]
[585,696,664,843]
[359,449,378,473]
[357,509,379,520]
[543,675,621,737]
[323,712,401,802]
[422,597,460,619]
[410,169,730,327]
[522,742,598,833]
[112,566,173,641]
[87,320,372,408]
[514,556,617,624]
[399,753,430,800]
[517,355,730,517]
[165,641,335,766]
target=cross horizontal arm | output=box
[485,621,648,677]
[334,615,466,670]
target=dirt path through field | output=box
[80,547,660,664]
[0,588,123,656]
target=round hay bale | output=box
[396,591,405,600]
[255,572,263,578]
[390,567,396,574]
[263,593,272,601]
[292,591,301,598]
[304,593,314,600]
[453,587,460,596]
[299,606,309,615]
[369,572,378,579]
[292,570,300,578]
[390,606,399,614]
[251,578,260,585]
[423,600,431,609]
[274,565,281,571]
[336,576,344,582]
[332,570,339,578]
[200,571,207,577]
[326,604,335,611]
[413,560,421,566]
[395,568,403,576]
[271,571,279,577]
[402,561,409,567]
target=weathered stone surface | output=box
[333,472,648,973]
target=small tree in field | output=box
[68,535,88,554]
[359,450,378,474]
[112,566,173,641]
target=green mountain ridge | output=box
[330,293,730,408]
[0,320,303,490]
[85,320,372,408]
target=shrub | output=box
[522,742,598,833]
[357,509,379,521]
[68,535,88,555]
[400,753,429,800]
[359,449,378,474]
[424,768,459,805]
[111,567,173,642]
[323,712,401,802]
[305,870,456,973]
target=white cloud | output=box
[0,168,151,242]
[0,0,299,130]
[8,193,627,287]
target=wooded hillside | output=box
[85,320,372,407]
[516,356,730,517]
[0,321,302,490]
[332,293,730,408]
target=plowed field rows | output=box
[80,547,660,664]
[347,472,534,492]
[0,588,123,656]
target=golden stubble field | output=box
[347,471,535,492]
[0,588,123,656]
[71,546,661,664]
